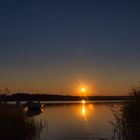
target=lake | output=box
[35,101,122,140]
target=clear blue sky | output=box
[0,0,140,95]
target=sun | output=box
[81,88,86,93]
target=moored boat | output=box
[24,101,43,111]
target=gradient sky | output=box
[0,0,140,95]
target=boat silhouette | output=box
[24,101,43,111]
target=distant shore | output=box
[0,93,129,101]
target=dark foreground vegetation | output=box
[111,88,140,140]
[0,103,45,140]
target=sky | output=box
[0,0,140,95]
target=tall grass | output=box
[0,103,45,140]
[111,88,140,140]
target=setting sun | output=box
[81,88,86,93]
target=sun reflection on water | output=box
[81,100,86,117]
[80,100,95,119]
[81,99,86,104]
[82,104,86,116]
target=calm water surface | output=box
[35,101,121,140]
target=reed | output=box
[111,87,140,140]
[0,103,44,140]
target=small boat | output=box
[25,109,42,117]
[24,101,43,111]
